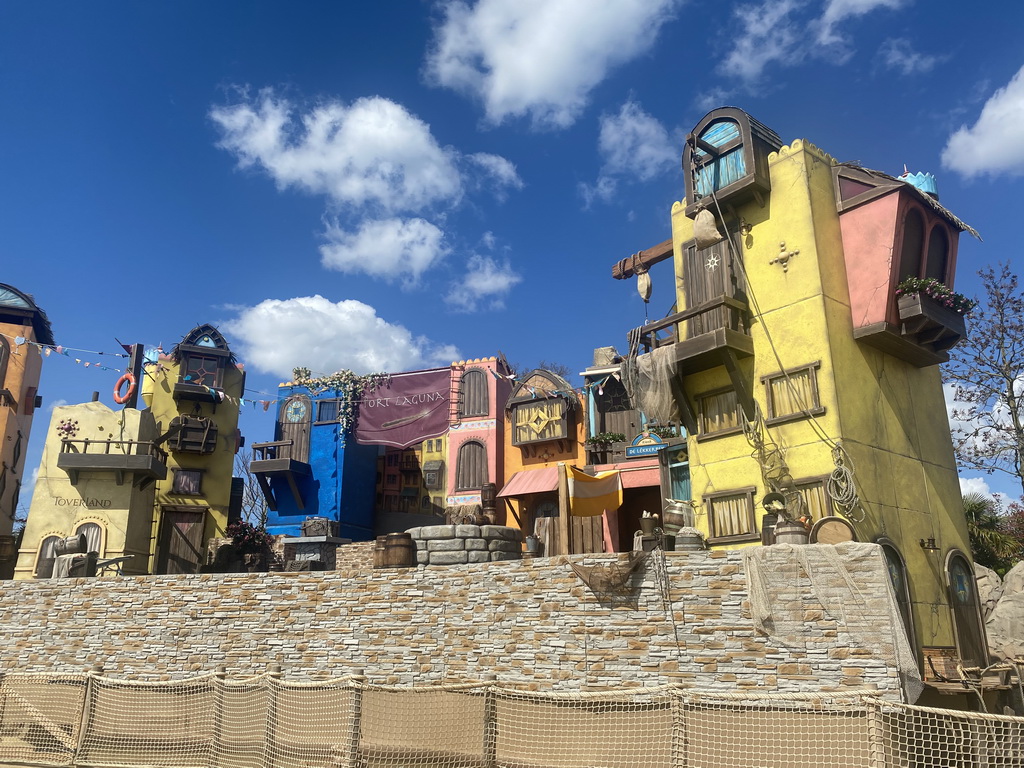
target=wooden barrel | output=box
[774,520,809,545]
[372,536,387,569]
[382,533,415,568]
[54,534,87,557]
[675,531,704,551]
[480,482,497,512]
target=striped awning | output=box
[497,467,559,498]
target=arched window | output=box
[35,535,60,579]
[945,551,988,666]
[897,208,925,282]
[455,441,487,490]
[925,225,950,283]
[0,336,9,389]
[75,522,104,555]
[878,540,915,655]
[458,369,488,418]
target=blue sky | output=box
[3,0,1023,511]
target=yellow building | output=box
[14,400,165,579]
[141,325,245,573]
[627,108,986,686]
[0,284,52,578]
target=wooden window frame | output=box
[455,440,487,491]
[696,387,744,441]
[877,538,916,657]
[761,362,825,426]
[705,487,759,544]
[458,369,489,418]
[510,399,571,446]
[171,468,205,496]
[314,399,340,424]
[791,476,835,521]
[180,351,224,389]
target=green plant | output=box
[646,425,677,439]
[895,276,976,315]
[227,520,273,555]
[587,432,625,446]
[291,367,390,437]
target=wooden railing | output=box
[60,439,168,463]
[639,295,749,352]
[252,440,295,461]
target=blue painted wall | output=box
[264,385,379,540]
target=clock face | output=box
[285,399,308,423]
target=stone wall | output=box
[0,542,910,699]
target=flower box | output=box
[897,292,966,351]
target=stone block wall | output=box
[410,524,522,566]
[0,543,910,700]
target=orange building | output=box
[0,284,53,577]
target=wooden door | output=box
[157,509,206,574]
[279,395,311,461]
[570,515,605,554]
[683,239,739,336]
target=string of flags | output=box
[5,325,625,410]
[0,330,126,373]
[486,367,620,399]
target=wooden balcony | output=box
[57,439,168,489]
[636,295,754,435]
[854,292,966,367]
[251,440,311,511]
[638,294,754,369]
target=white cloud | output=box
[581,100,676,206]
[47,398,68,412]
[445,254,521,312]
[578,176,618,207]
[599,101,676,181]
[466,153,524,198]
[816,0,906,47]
[720,0,908,81]
[721,0,806,81]
[942,64,1024,179]
[224,295,460,378]
[211,91,464,214]
[319,218,449,287]
[959,476,995,498]
[879,38,940,75]
[425,0,682,129]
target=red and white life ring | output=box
[112,371,136,404]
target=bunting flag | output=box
[568,465,622,517]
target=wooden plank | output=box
[557,464,570,557]
[610,239,673,280]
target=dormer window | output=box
[182,353,222,388]
[171,325,233,404]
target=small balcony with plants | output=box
[894,277,973,365]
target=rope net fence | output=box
[1,672,1021,768]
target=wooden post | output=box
[210,665,227,768]
[348,668,366,768]
[483,674,497,768]
[262,664,283,768]
[557,463,571,556]
[76,664,104,763]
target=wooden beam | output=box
[611,239,673,280]
[557,463,571,557]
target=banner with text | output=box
[355,367,451,448]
